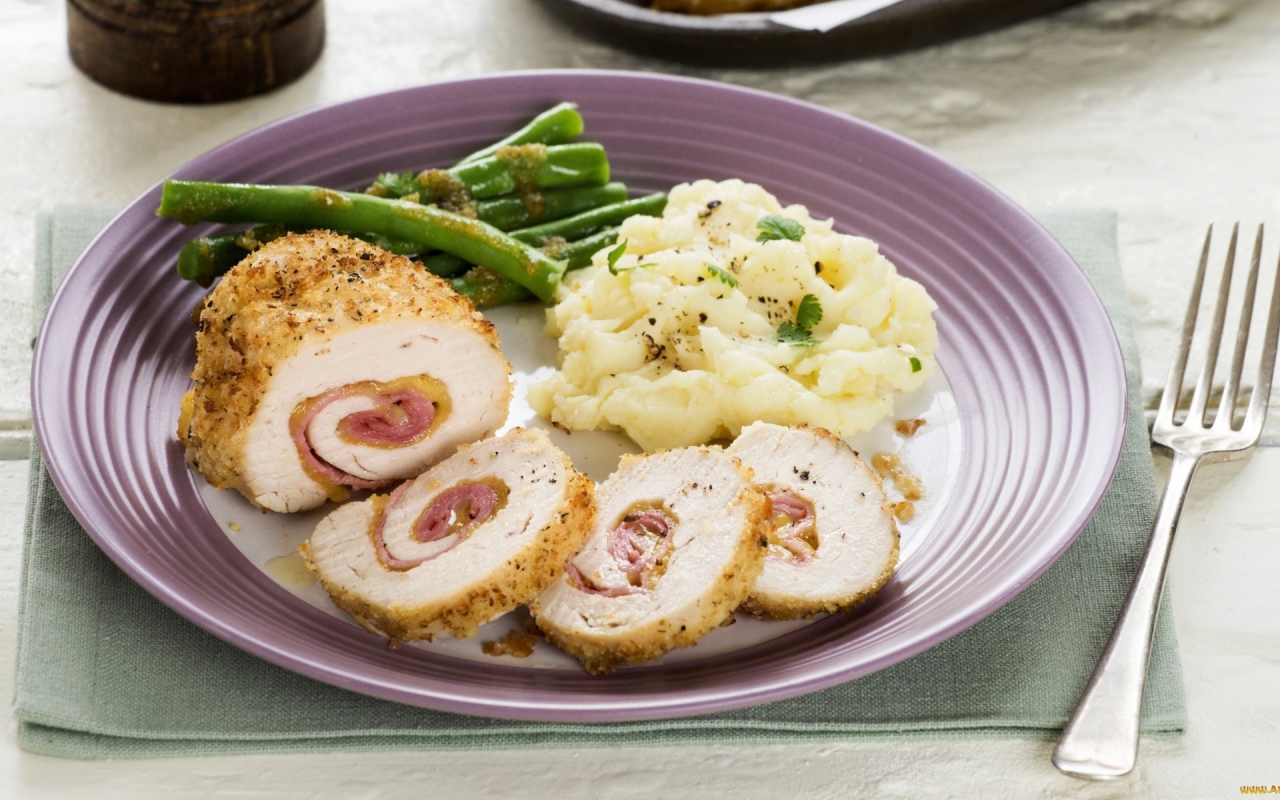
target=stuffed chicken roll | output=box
[178,231,512,513]
[302,428,594,641]
[531,446,769,674]
[727,422,898,620]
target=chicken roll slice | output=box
[531,446,769,674]
[302,428,594,641]
[178,231,512,513]
[727,422,899,620]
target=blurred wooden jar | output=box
[67,0,325,103]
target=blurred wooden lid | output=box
[67,0,325,103]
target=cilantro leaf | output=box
[909,356,922,373]
[775,294,823,346]
[794,294,823,331]
[756,214,805,243]
[704,262,738,288]
[775,322,813,345]
[606,240,629,275]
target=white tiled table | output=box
[2,0,1278,796]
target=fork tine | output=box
[1246,228,1280,433]
[1159,226,1214,426]
[1187,223,1239,426]
[1218,225,1264,428]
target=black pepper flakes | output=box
[641,332,666,362]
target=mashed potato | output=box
[527,180,938,451]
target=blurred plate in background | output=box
[535,0,1089,65]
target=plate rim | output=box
[31,69,1128,721]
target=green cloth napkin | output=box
[16,207,1186,759]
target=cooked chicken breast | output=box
[727,422,898,619]
[178,231,512,513]
[302,428,594,641]
[531,446,769,674]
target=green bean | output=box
[177,231,252,282]
[175,224,426,282]
[367,143,609,202]
[450,267,533,310]
[514,193,666,247]
[420,252,469,279]
[554,227,621,270]
[432,194,671,305]
[173,183,632,282]
[450,227,623,309]
[170,104,600,287]
[456,103,584,165]
[426,226,621,282]
[477,182,628,231]
[158,180,566,302]
[352,231,429,255]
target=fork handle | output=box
[1052,450,1201,780]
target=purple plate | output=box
[31,71,1125,721]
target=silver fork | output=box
[1053,224,1280,780]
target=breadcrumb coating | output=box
[178,231,507,506]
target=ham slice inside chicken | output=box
[291,380,438,491]
[339,388,436,445]
[726,422,899,620]
[374,480,502,571]
[567,509,673,596]
[766,491,817,565]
